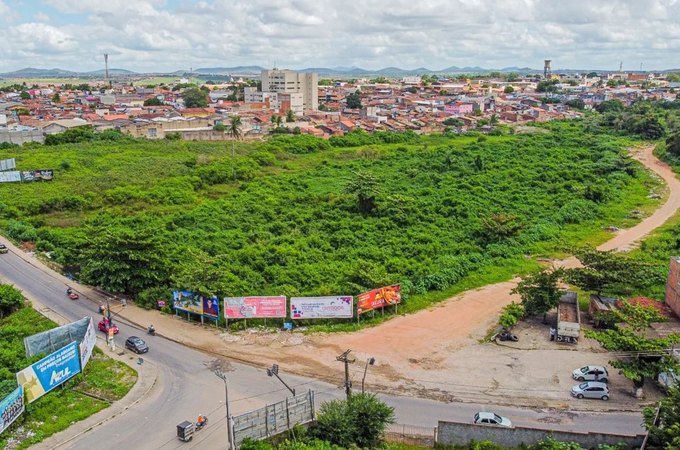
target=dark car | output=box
[125,336,149,354]
[98,318,119,334]
[0,243,8,254]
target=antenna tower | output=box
[619,61,623,73]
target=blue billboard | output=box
[173,290,220,319]
[0,386,24,434]
[16,341,81,404]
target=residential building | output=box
[260,69,318,111]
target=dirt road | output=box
[319,144,680,367]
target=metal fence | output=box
[384,423,437,448]
[232,390,315,448]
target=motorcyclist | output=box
[66,287,73,295]
[197,414,207,427]
[147,324,155,335]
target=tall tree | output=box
[565,247,662,296]
[182,86,208,108]
[586,301,680,397]
[346,91,362,109]
[286,109,295,123]
[228,115,242,178]
[344,170,381,215]
[76,217,171,295]
[511,268,565,323]
[643,387,680,449]
[0,284,24,318]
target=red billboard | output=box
[357,284,401,315]
[224,296,287,319]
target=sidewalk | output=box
[0,242,159,450]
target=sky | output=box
[1,0,680,73]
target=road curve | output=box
[1,145,669,448]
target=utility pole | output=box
[336,349,354,400]
[214,369,235,450]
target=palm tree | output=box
[228,115,242,178]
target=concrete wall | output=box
[437,421,644,449]
[666,256,680,318]
[0,130,45,145]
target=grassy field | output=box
[0,306,137,449]
[0,123,665,329]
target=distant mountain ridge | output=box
[2,65,679,79]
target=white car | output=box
[572,365,608,383]
[571,381,610,400]
[473,412,512,427]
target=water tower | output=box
[544,60,552,78]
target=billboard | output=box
[16,341,81,404]
[224,296,287,319]
[173,290,219,318]
[173,290,203,315]
[25,317,95,368]
[357,284,401,315]
[0,171,21,183]
[202,295,220,319]
[290,296,353,319]
[0,386,24,435]
[79,318,97,368]
[21,169,54,182]
[0,158,16,171]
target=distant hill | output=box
[193,66,265,74]
[85,68,137,75]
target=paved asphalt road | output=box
[0,248,645,449]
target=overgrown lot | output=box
[0,122,663,320]
[0,301,136,449]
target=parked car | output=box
[125,336,149,354]
[0,243,8,254]
[98,318,119,335]
[571,381,609,400]
[473,412,513,427]
[572,365,609,383]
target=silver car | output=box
[572,365,608,383]
[571,381,609,400]
[473,412,513,427]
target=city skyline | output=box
[1,0,679,73]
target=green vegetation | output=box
[0,122,664,329]
[0,285,136,449]
[241,393,394,450]
[643,387,680,449]
[511,268,564,323]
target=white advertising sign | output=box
[290,296,353,319]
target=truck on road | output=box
[556,291,580,344]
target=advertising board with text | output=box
[79,317,96,368]
[357,284,401,315]
[224,296,287,319]
[16,341,81,404]
[173,290,203,315]
[290,296,353,319]
[0,386,24,435]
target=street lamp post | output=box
[266,364,296,396]
[361,357,376,394]
[214,369,234,450]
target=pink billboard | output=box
[224,296,287,319]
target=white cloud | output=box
[1,0,680,72]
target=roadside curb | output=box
[12,294,160,450]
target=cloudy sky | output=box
[1,0,680,73]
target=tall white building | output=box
[260,69,318,111]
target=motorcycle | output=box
[147,326,156,336]
[497,330,519,342]
[196,415,208,430]
[67,289,79,300]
